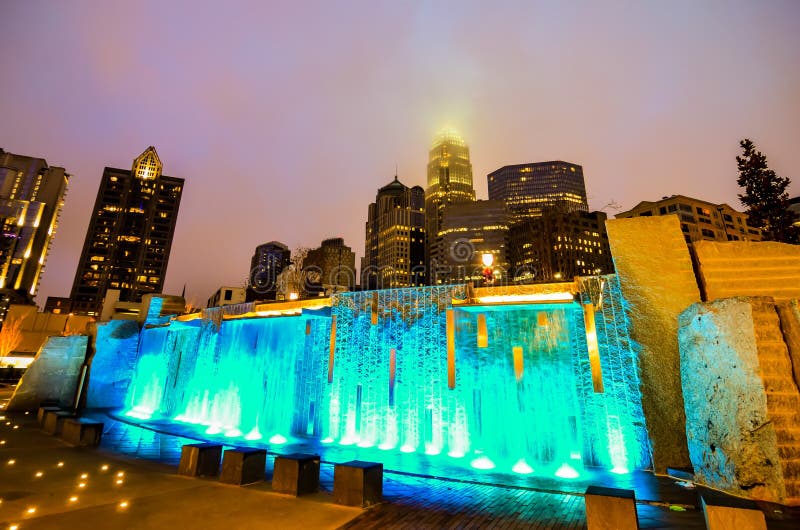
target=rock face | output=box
[606,216,699,472]
[7,335,89,411]
[84,320,141,409]
[776,299,800,392]
[679,297,800,506]
[693,240,800,302]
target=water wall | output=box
[122,278,650,476]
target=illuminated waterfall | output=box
[124,279,650,477]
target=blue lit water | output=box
[123,280,650,478]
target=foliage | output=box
[0,317,24,359]
[737,138,799,244]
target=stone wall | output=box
[606,216,699,472]
[6,335,89,411]
[679,297,800,506]
[84,320,141,409]
[693,240,800,302]
[777,299,800,391]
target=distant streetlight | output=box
[481,253,494,285]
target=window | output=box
[659,207,667,214]
[668,204,677,212]
[701,229,715,238]
[224,289,232,301]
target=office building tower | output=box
[362,176,426,290]
[70,147,184,316]
[0,148,69,324]
[435,200,510,285]
[616,195,762,243]
[247,241,291,301]
[425,129,476,278]
[304,237,356,294]
[488,161,588,221]
[509,211,614,283]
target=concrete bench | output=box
[333,460,383,507]
[272,453,320,496]
[61,418,104,446]
[701,494,767,530]
[584,486,639,530]
[43,411,77,435]
[178,443,223,478]
[37,406,62,426]
[220,448,266,485]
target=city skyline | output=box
[1,0,798,306]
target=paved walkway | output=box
[2,394,799,529]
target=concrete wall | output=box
[606,215,700,472]
[679,297,800,506]
[6,335,89,411]
[693,240,800,302]
[84,320,141,409]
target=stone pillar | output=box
[606,216,698,471]
[679,297,800,506]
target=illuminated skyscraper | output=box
[70,147,184,316]
[246,241,291,301]
[362,176,426,290]
[425,129,476,278]
[0,148,69,324]
[488,161,588,221]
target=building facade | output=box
[362,176,426,290]
[509,211,614,283]
[487,161,588,221]
[247,241,291,301]
[70,147,184,316]
[0,149,69,323]
[789,196,800,228]
[304,237,356,294]
[435,200,510,285]
[425,129,476,279]
[616,195,762,243]
[207,286,247,308]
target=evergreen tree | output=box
[736,139,798,244]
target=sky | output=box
[1,0,798,307]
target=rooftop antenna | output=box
[395,163,398,180]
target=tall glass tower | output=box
[425,129,476,283]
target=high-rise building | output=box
[362,176,426,290]
[487,161,588,221]
[304,237,356,294]
[435,200,510,285]
[616,195,762,243]
[70,147,184,316]
[425,129,476,278]
[509,211,614,283]
[247,241,291,301]
[0,148,69,324]
[789,196,800,228]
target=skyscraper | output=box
[304,237,356,294]
[362,176,426,290]
[70,147,184,316]
[488,161,588,221]
[247,241,291,301]
[0,149,69,324]
[425,129,476,279]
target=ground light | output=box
[554,463,580,479]
[470,456,495,470]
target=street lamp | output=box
[481,253,494,285]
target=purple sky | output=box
[1,0,798,307]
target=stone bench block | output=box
[701,495,767,530]
[178,443,223,477]
[272,453,320,496]
[584,486,639,530]
[43,410,77,435]
[61,418,104,446]
[333,460,383,507]
[37,406,61,426]
[220,448,266,485]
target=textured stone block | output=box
[701,495,767,530]
[776,299,800,391]
[84,320,141,409]
[220,448,266,485]
[272,453,320,496]
[606,216,699,471]
[61,418,103,446]
[43,410,77,435]
[7,336,89,411]
[693,240,800,302]
[37,406,61,425]
[679,297,800,506]
[177,443,222,477]
[584,486,638,530]
[333,460,383,507]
